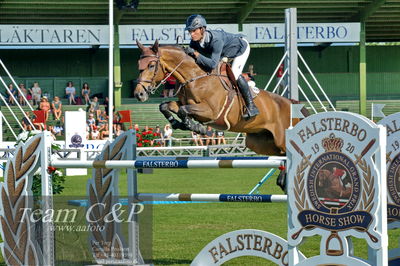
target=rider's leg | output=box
[236,75,259,119]
[231,39,259,119]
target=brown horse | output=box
[134,40,303,155]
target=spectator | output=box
[52,123,64,136]
[100,123,110,140]
[216,130,226,145]
[6,83,16,105]
[162,74,176,98]
[191,131,204,146]
[22,111,33,131]
[153,125,163,146]
[103,96,109,112]
[81,82,91,105]
[30,82,42,106]
[247,64,256,81]
[97,110,108,131]
[115,124,124,137]
[163,124,173,147]
[88,96,101,118]
[87,113,96,132]
[18,83,28,106]
[91,126,100,140]
[39,97,51,121]
[276,63,285,96]
[204,126,215,146]
[65,81,76,105]
[51,96,62,120]
[134,124,140,132]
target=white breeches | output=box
[231,38,250,79]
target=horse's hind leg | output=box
[159,101,187,130]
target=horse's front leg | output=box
[159,101,187,130]
[177,103,214,135]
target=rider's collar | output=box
[199,30,210,48]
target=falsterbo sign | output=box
[0,23,360,45]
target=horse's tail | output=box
[289,99,310,117]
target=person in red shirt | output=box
[276,63,285,96]
[162,74,177,98]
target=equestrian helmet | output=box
[185,14,207,31]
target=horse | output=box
[134,40,305,155]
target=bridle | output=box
[136,53,161,95]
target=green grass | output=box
[1,168,399,265]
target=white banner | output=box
[0,23,360,45]
[0,25,109,45]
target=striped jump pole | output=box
[51,158,285,169]
[137,193,287,203]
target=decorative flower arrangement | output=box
[136,128,162,147]
[16,130,66,197]
[32,167,66,197]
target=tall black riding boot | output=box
[237,74,259,119]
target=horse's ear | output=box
[152,39,159,53]
[136,39,145,51]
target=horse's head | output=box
[134,40,165,102]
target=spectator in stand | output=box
[51,96,62,120]
[65,81,76,105]
[31,112,44,131]
[18,83,28,106]
[100,123,110,140]
[215,130,226,145]
[6,83,16,106]
[115,124,124,137]
[22,111,33,131]
[191,131,204,146]
[52,123,64,136]
[163,124,173,147]
[276,63,285,96]
[97,110,108,131]
[39,96,51,121]
[162,74,177,98]
[89,96,101,118]
[247,64,256,81]
[87,113,96,132]
[134,124,140,132]
[204,126,215,146]
[103,96,110,112]
[81,82,91,105]
[153,125,163,146]
[30,82,42,106]
[91,126,100,140]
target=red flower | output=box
[153,133,158,137]
[47,166,57,174]
[137,142,143,147]
[144,139,149,143]
[142,132,147,136]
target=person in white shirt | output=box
[30,82,42,106]
[163,124,173,147]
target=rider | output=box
[183,14,259,119]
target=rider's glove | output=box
[184,47,196,57]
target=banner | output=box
[0,23,360,45]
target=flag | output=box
[372,103,385,118]
[118,110,132,129]
[291,104,305,119]
[32,110,46,124]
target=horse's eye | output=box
[149,64,155,69]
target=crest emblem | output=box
[287,111,386,265]
[69,133,84,148]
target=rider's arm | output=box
[195,38,223,71]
